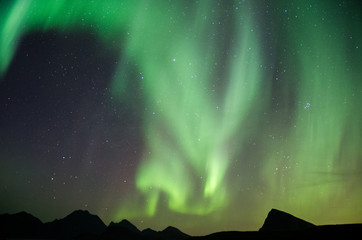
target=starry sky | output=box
[0,0,362,235]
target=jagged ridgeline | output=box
[1,209,361,239]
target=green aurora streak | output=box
[1,0,361,233]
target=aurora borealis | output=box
[0,0,362,235]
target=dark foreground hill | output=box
[45,210,106,238]
[0,211,44,238]
[259,208,315,231]
[1,209,361,239]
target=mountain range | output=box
[1,208,361,239]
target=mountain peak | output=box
[68,209,90,216]
[0,211,44,237]
[46,209,106,238]
[160,226,189,239]
[162,226,181,232]
[164,226,177,230]
[13,211,42,222]
[61,209,103,223]
[142,227,157,233]
[259,208,315,232]
[108,219,140,233]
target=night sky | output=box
[1,0,362,235]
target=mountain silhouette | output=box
[1,208,361,239]
[0,211,45,238]
[159,226,190,240]
[45,209,106,238]
[259,208,315,232]
[141,228,159,238]
[108,219,141,233]
[102,219,143,240]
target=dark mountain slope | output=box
[108,219,140,233]
[159,226,190,240]
[45,209,106,238]
[0,211,45,238]
[1,208,361,239]
[259,208,315,232]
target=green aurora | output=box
[0,0,361,234]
